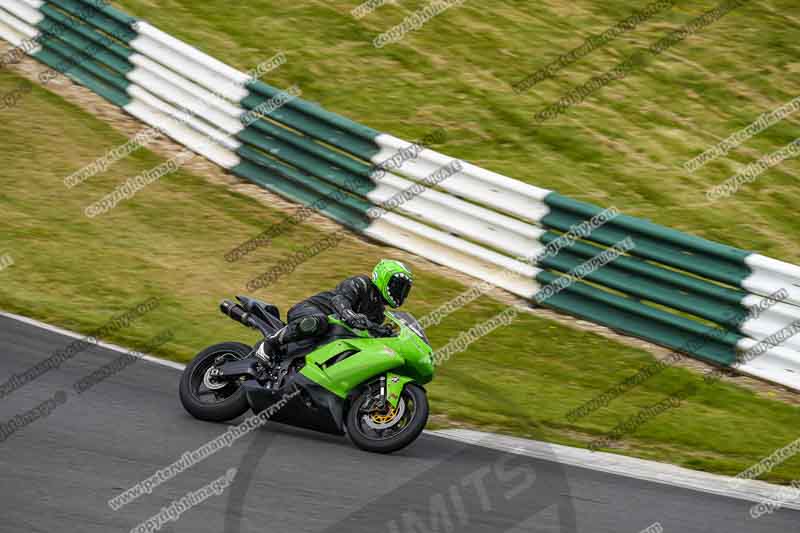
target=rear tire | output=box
[346,383,428,454]
[179,342,252,422]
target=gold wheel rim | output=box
[370,405,400,424]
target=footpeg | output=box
[254,341,272,364]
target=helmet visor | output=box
[387,274,412,307]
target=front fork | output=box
[385,373,415,408]
[364,373,415,412]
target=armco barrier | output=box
[2,0,800,391]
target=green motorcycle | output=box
[179,296,435,453]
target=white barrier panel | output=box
[130,32,248,103]
[743,254,800,309]
[736,338,800,391]
[741,294,800,352]
[126,63,245,136]
[129,54,244,119]
[127,85,240,152]
[0,0,42,25]
[0,17,26,46]
[373,134,552,224]
[368,174,545,258]
[135,21,249,86]
[0,4,37,39]
[124,97,241,170]
[365,215,540,299]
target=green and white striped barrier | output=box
[3,0,800,391]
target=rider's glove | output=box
[371,324,395,337]
[342,310,370,330]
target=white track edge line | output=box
[0,310,186,371]
[424,429,800,511]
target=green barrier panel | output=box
[72,0,138,27]
[235,146,375,222]
[38,11,134,75]
[536,271,741,366]
[37,31,131,92]
[540,248,745,328]
[240,93,380,160]
[40,4,134,58]
[31,46,131,107]
[239,122,374,178]
[231,160,372,232]
[539,232,745,306]
[247,80,380,144]
[539,232,749,327]
[542,193,752,285]
[44,0,137,44]
[236,129,375,196]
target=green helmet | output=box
[372,259,413,308]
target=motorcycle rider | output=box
[258,259,413,363]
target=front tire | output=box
[346,383,428,454]
[179,342,252,422]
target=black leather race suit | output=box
[267,275,386,354]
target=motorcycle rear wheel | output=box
[179,342,251,422]
[346,383,428,454]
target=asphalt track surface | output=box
[1,315,797,533]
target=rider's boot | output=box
[256,315,323,366]
[254,329,286,366]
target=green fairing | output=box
[299,312,433,407]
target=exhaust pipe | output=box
[220,300,252,326]
[220,299,275,336]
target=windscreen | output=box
[390,311,430,346]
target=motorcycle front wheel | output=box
[346,383,428,454]
[179,342,251,422]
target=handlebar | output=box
[329,314,395,338]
